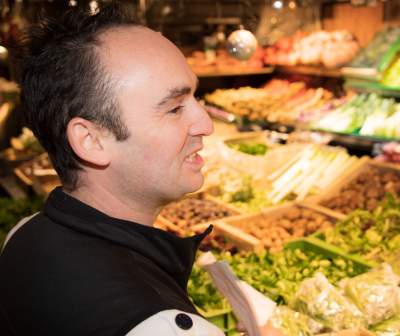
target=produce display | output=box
[266,145,360,203]
[204,80,334,124]
[349,27,400,69]
[188,248,363,314]
[264,30,359,68]
[223,249,363,305]
[322,167,400,214]
[321,195,400,264]
[2,25,400,336]
[159,194,237,231]
[312,93,400,139]
[189,246,400,335]
[228,206,333,252]
[210,144,361,216]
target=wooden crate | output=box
[302,156,370,205]
[155,192,241,237]
[214,202,343,252]
[307,158,400,213]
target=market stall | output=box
[1,1,400,335]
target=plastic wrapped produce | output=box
[290,273,366,331]
[340,264,400,325]
[269,306,324,336]
[371,314,400,336]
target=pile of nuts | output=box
[322,168,400,214]
[233,206,333,252]
[159,195,237,230]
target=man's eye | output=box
[168,105,184,114]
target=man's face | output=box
[99,27,213,205]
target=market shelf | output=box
[344,79,400,97]
[195,66,274,78]
[341,67,378,80]
[275,65,343,78]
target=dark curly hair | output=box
[16,3,140,190]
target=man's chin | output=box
[175,175,205,199]
[186,175,205,193]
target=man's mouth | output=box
[184,150,204,166]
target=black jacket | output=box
[0,188,210,336]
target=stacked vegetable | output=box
[266,145,361,203]
[190,250,400,335]
[321,195,400,264]
[188,248,363,313]
[312,93,400,139]
[264,30,359,68]
[210,145,361,213]
[349,27,400,69]
[204,80,334,124]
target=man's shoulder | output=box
[125,309,225,336]
[2,212,41,250]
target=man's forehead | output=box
[97,26,185,79]
[98,26,172,62]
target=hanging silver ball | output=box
[226,29,258,61]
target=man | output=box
[0,4,280,336]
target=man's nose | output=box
[189,99,214,136]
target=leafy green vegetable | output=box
[216,175,273,213]
[187,264,229,312]
[350,27,400,69]
[322,194,400,263]
[312,92,400,139]
[228,142,269,156]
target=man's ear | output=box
[66,117,111,167]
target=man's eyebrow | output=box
[156,79,199,108]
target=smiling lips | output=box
[184,151,204,168]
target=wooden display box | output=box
[155,192,241,237]
[307,158,400,212]
[214,202,343,252]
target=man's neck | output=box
[65,183,158,226]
